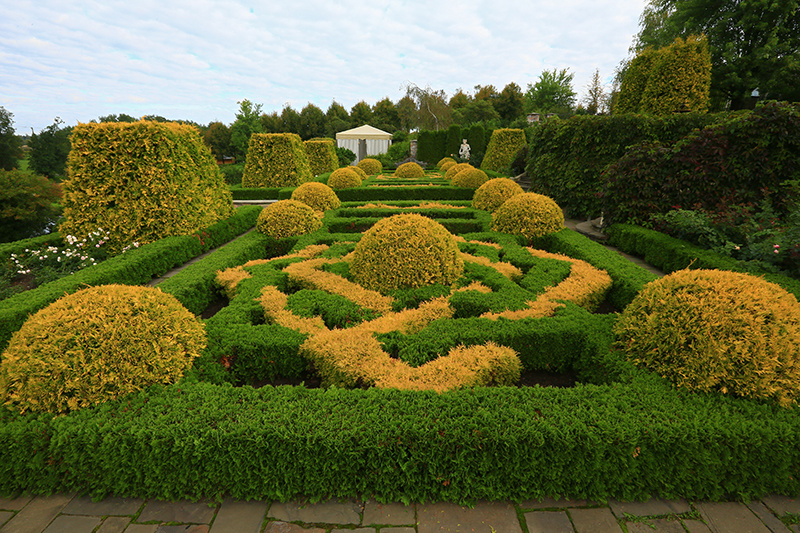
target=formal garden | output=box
[1,103,799,505]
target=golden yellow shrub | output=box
[445,163,473,180]
[327,167,362,189]
[256,200,322,239]
[290,182,341,212]
[491,192,564,240]
[472,178,525,212]
[452,167,491,189]
[394,162,426,179]
[357,158,383,175]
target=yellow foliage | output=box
[290,182,341,212]
[243,133,312,187]
[357,158,383,175]
[437,157,456,169]
[304,139,338,176]
[327,167,362,189]
[452,168,491,189]
[394,162,426,178]
[480,129,526,173]
[472,178,525,212]
[445,163,473,180]
[256,200,322,239]
[491,192,564,239]
[257,286,327,335]
[460,252,523,281]
[215,266,252,299]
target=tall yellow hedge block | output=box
[304,138,339,176]
[481,128,526,173]
[243,133,312,188]
[60,121,232,254]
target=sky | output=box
[1,0,648,134]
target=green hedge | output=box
[229,185,282,200]
[0,206,261,353]
[335,187,474,202]
[606,223,800,299]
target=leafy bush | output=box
[356,158,382,175]
[614,269,800,407]
[218,162,244,186]
[256,200,321,240]
[290,182,341,212]
[472,178,524,212]
[242,133,312,188]
[327,167,362,189]
[350,214,464,291]
[492,192,564,240]
[0,284,205,414]
[394,162,426,179]
[451,167,490,189]
[0,169,62,243]
[335,146,356,167]
[481,128,526,173]
[386,140,410,163]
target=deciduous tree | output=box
[230,99,263,160]
[525,69,577,115]
[0,107,21,171]
[495,82,525,123]
[29,118,72,179]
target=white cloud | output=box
[0,0,647,132]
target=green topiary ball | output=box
[394,162,426,179]
[614,269,800,407]
[473,178,525,212]
[491,192,564,239]
[350,214,464,292]
[256,200,322,239]
[452,167,490,189]
[0,285,205,414]
[290,182,341,212]
[327,168,362,189]
[445,163,473,180]
[357,158,383,175]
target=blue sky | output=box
[1,0,648,133]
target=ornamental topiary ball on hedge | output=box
[256,200,322,239]
[327,167,362,189]
[473,178,525,212]
[351,165,368,180]
[440,160,457,173]
[290,182,341,212]
[491,192,564,239]
[452,167,490,189]
[394,161,425,179]
[357,158,383,175]
[350,214,464,292]
[614,269,800,408]
[445,162,473,180]
[437,156,456,169]
[0,285,205,414]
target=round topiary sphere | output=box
[0,284,205,414]
[437,157,456,169]
[256,199,322,239]
[614,270,800,407]
[351,165,368,180]
[327,168,362,189]
[452,167,490,189]
[440,160,457,173]
[350,214,464,292]
[357,158,382,175]
[394,162,425,179]
[290,182,341,212]
[491,192,564,239]
[473,178,525,212]
[445,163,473,180]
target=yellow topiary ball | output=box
[350,214,464,292]
[394,162,426,179]
[256,200,322,239]
[452,167,490,189]
[440,160,457,173]
[614,270,800,407]
[491,192,564,239]
[445,163,473,180]
[0,285,205,414]
[290,182,341,212]
[327,167,362,189]
[437,157,456,169]
[473,178,525,212]
[357,158,383,175]
[351,165,368,180]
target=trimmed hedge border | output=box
[0,206,262,352]
[606,223,800,299]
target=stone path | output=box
[2,493,799,532]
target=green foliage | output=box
[616,48,659,114]
[386,140,410,164]
[0,170,62,243]
[0,284,205,414]
[218,162,244,186]
[351,214,464,291]
[445,124,462,158]
[286,290,377,329]
[28,118,72,179]
[230,100,263,161]
[0,107,20,171]
[492,193,564,240]
[417,129,448,165]
[304,139,339,176]
[59,121,233,254]
[481,128,526,173]
[525,68,577,114]
[335,146,356,167]
[202,121,232,160]
[242,133,313,188]
[256,200,322,240]
[614,269,800,407]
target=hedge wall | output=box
[304,139,339,177]
[242,133,312,188]
[60,121,233,254]
[481,128,526,173]
[417,130,447,165]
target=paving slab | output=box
[268,500,362,525]
[379,529,416,533]
[609,499,690,518]
[683,520,713,533]
[137,500,216,524]
[0,512,15,529]
[0,494,75,533]
[263,522,325,533]
[330,529,375,532]
[63,495,144,517]
[123,525,158,533]
[763,496,800,516]
[42,515,102,533]
[524,510,574,533]
[97,516,132,533]
[362,500,415,526]
[625,518,685,532]
[746,501,792,533]
[790,525,800,533]
[209,499,268,533]
[154,525,209,533]
[569,507,622,533]
[416,500,523,533]
[0,496,32,512]
[520,497,594,509]
[695,502,772,533]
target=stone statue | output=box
[458,139,470,160]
